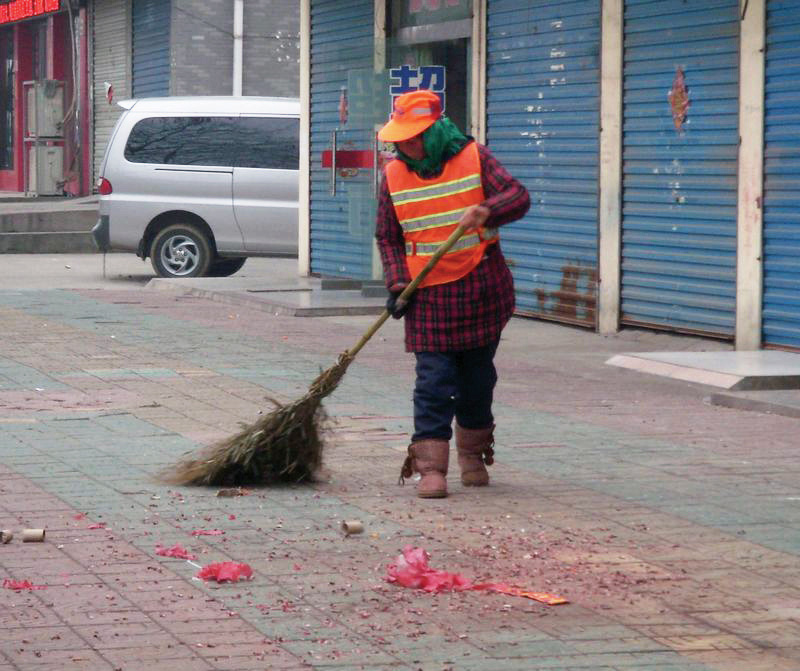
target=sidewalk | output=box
[149,266,800,422]
[1,276,800,670]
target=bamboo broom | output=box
[159,225,469,486]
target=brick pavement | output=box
[1,287,799,670]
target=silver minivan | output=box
[92,96,299,278]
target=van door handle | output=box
[330,130,337,196]
[154,168,232,174]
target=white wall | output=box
[736,0,765,350]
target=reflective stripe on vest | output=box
[386,142,495,288]
[405,228,498,256]
[390,174,483,207]
[400,206,466,234]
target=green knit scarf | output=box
[394,117,469,178]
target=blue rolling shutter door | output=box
[309,0,373,279]
[486,1,600,327]
[763,1,800,350]
[621,1,739,336]
[132,0,170,98]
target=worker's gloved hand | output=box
[386,286,412,319]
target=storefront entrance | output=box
[0,27,14,179]
[619,1,739,338]
[308,0,475,281]
[0,8,90,196]
[762,0,800,350]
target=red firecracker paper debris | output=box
[3,578,47,591]
[196,562,253,583]
[191,529,224,536]
[155,544,196,560]
[386,546,471,592]
[386,546,567,606]
[472,582,568,606]
[87,523,106,529]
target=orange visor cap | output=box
[378,90,442,143]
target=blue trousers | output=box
[412,341,499,442]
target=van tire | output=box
[208,257,247,277]
[150,224,213,278]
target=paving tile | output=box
[3,647,112,668]
[208,655,313,671]
[278,637,399,667]
[3,626,87,651]
[111,657,215,671]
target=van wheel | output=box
[208,257,247,277]
[150,224,213,278]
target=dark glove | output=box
[386,287,412,319]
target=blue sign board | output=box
[388,64,446,111]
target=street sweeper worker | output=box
[375,89,530,499]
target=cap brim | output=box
[377,117,436,142]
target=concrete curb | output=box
[709,390,800,419]
[147,278,386,317]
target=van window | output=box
[124,116,238,166]
[235,117,299,170]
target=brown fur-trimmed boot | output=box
[455,424,495,486]
[399,439,449,498]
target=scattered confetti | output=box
[191,529,224,536]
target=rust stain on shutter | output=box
[533,262,597,325]
[668,67,690,132]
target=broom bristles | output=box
[159,352,354,486]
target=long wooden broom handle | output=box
[346,224,469,359]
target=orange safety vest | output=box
[385,141,498,288]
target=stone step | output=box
[0,208,98,233]
[0,231,97,253]
[0,205,99,253]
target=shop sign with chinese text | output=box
[389,64,446,112]
[0,0,61,25]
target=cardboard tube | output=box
[22,528,46,542]
[341,520,363,536]
[0,529,12,544]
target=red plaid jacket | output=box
[376,142,530,352]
